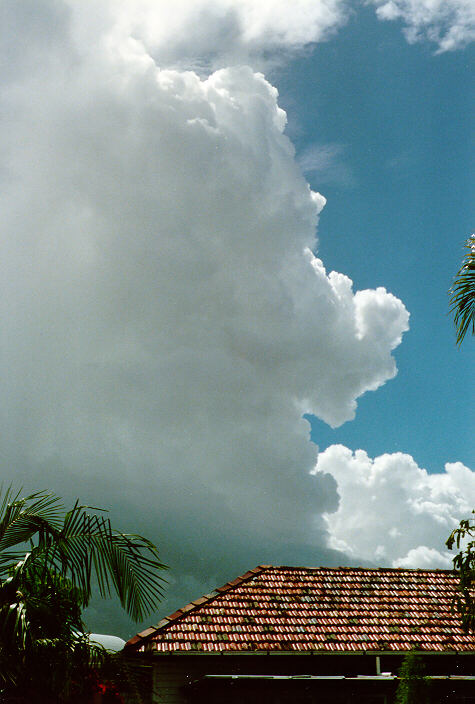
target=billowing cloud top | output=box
[102,0,474,61]
[48,0,474,76]
[65,0,348,71]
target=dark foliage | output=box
[446,512,475,633]
[0,488,166,702]
[395,650,431,704]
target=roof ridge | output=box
[274,565,455,574]
[126,564,271,649]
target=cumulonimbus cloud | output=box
[0,2,414,632]
[315,445,474,567]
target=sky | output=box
[0,0,473,638]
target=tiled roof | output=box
[126,565,475,654]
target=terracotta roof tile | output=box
[126,565,475,654]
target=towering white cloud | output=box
[315,445,474,567]
[368,0,475,52]
[0,2,412,632]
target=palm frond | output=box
[449,235,475,345]
[50,511,167,620]
[0,557,33,666]
[0,487,63,553]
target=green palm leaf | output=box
[0,488,63,554]
[0,556,33,659]
[32,505,167,621]
[449,234,475,345]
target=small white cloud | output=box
[315,446,474,566]
[368,0,475,52]
[376,1,402,21]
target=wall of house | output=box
[152,656,205,704]
[148,652,475,704]
[151,653,383,703]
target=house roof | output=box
[126,565,475,654]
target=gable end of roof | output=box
[126,565,271,649]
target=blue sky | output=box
[275,7,474,471]
[1,1,473,636]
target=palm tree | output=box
[449,234,475,345]
[0,487,167,701]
